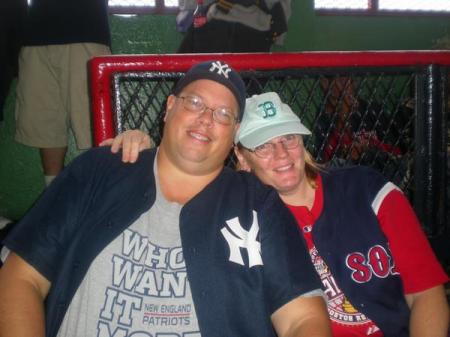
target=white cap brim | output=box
[238,121,311,149]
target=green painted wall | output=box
[285,2,450,51]
[1,7,449,221]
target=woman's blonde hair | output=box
[304,149,324,189]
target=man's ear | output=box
[234,146,251,172]
[230,122,240,149]
[164,95,176,122]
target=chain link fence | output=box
[113,68,416,191]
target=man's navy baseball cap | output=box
[172,60,246,121]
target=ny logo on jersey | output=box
[221,210,263,268]
[209,61,232,78]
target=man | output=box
[14,0,111,186]
[0,61,331,337]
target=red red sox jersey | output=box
[287,172,449,337]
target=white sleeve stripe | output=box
[371,182,401,215]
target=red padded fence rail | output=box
[89,51,450,145]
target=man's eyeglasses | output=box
[177,95,238,126]
[248,134,302,158]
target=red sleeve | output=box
[376,189,449,294]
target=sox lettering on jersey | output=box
[221,210,263,268]
[346,244,399,283]
[209,61,232,78]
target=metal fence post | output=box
[414,65,447,238]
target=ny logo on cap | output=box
[209,61,232,79]
[258,101,277,119]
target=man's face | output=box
[236,135,307,197]
[160,79,239,175]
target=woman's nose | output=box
[273,142,289,159]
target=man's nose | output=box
[197,107,214,126]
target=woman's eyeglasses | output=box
[248,134,301,158]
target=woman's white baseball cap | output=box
[235,92,311,149]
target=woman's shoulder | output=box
[325,164,382,179]
[322,165,388,193]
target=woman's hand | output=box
[100,129,153,163]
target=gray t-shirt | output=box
[57,162,200,337]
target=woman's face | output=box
[235,134,308,197]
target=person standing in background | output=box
[14,0,111,186]
[176,0,291,53]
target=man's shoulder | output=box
[65,147,157,185]
[222,168,274,192]
[76,147,155,168]
[219,168,282,207]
